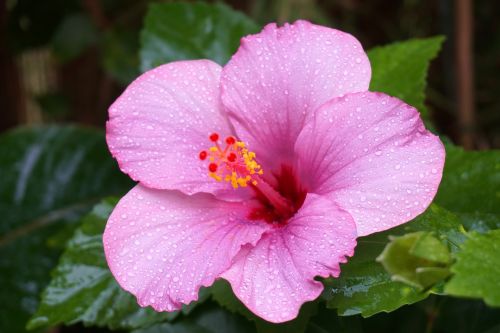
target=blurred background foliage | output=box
[2,0,499,148]
[1,1,499,333]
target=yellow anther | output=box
[209,173,222,181]
[202,138,262,189]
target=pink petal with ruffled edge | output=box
[295,92,445,236]
[221,20,371,169]
[107,60,232,195]
[221,194,357,323]
[103,185,270,311]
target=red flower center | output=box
[248,164,307,225]
[200,133,307,225]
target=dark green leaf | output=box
[51,13,98,63]
[27,199,179,330]
[324,205,463,317]
[140,2,259,70]
[445,230,500,307]
[133,322,212,333]
[102,28,140,85]
[35,92,69,118]
[435,145,500,215]
[368,36,444,120]
[6,0,80,53]
[210,280,255,320]
[432,298,500,333]
[341,296,500,333]
[306,304,363,333]
[0,126,131,332]
[132,302,255,333]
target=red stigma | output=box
[199,151,207,160]
[208,163,218,173]
[227,152,237,162]
[225,136,236,145]
[209,133,219,142]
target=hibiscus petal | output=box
[107,60,231,195]
[221,194,357,323]
[221,20,371,169]
[103,185,270,311]
[295,92,445,236]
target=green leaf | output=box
[132,303,255,333]
[368,36,444,120]
[306,304,363,333]
[211,280,255,320]
[140,2,259,71]
[435,145,500,215]
[410,232,452,264]
[376,232,451,289]
[324,205,463,317]
[0,126,131,333]
[27,199,179,330]
[445,230,500,307]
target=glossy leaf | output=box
[368,36,444,120]
[27,199,180,330]
[324,205,463,317]
[445,230,500,307]
[140,2,259,71]
[0,126,131,333]
[435,145,500,215]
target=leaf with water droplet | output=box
[323,204,463,317]
[27,199,209,331]
[0,126,132,333]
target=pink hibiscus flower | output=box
[104,20,444,323]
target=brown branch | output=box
[455,0,475,149]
